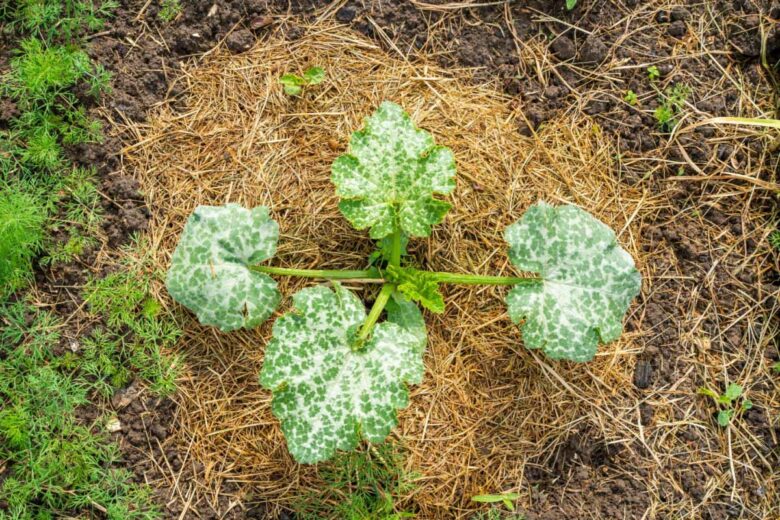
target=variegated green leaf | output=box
[331,101,456,239]
[260,284,424,464]
[386,292,427,351]
[504,202,641,362]
[165,204,280,332]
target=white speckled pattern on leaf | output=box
[504,202,641,362]
[331,101,456,239]
[259,284,425,464]
[165,204,280,332]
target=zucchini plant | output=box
[166,101,641,463]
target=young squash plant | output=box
[166,101,641,463]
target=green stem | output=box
[250,264,540,286]
[390,229,402,266]
[250,265,382,281]
[429,272,540,285]
[357,283,395,342]
[358,228,403,342]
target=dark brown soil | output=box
[23,0,778,517]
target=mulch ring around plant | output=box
[104,20,780,519]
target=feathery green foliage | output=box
[157,0,182,22]
[769,230,780,250]
[0,183,46,298]
[6,0,118,41]
[294,442,418,519]
[0,299,159,519]
[84,238,183,396]
[0,0,114,294]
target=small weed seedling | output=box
[279,66,326,96]
[166,101,642,463]
[769,230,780,250]
[647,65,660,81]
[472,492,520,511]
[294,441,417,519]
[698,383,752,427]
[654,83,690,132]
[566,0,577,10]
[624,90,638,106]
[158,0,182,22]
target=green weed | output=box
[624,90,638,106]
[158,0,182,22]
[647,65,660,81]
[698,382,752,427]
[40,167,104,267]
[280,66,326,96]
[0,183,46,298]
[294,442,418,519]
[83,238,182,396]
[8,0,118,42]
[0,299,159,519]
[769,230,780,250]
[654,83,690,132]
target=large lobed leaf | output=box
[260,284,426,464]
[331,101,456,239]
[166,204,280,332]
[504,202,641,362]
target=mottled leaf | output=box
[504,202,641,362]
[331,101,456,239]
[386,292,427,351]
[260,284,424,463]
[166,204,280,332]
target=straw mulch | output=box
[117,22,778,519]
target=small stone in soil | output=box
[225,29,254,53]
[551,35,576,60]
[578,35,609,64]
[250,16,273,31]
[667,20,687,38]
[336,5,357,22]
[670,7,690,21]
[639,402,653,426]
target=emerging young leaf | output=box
[166,204,280,332]
[260,284,425,464]
[722,383,743,403]
[386,265,445,314]
[504,202,641,362]
[303,66,325,85]
[331,101,456,239]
